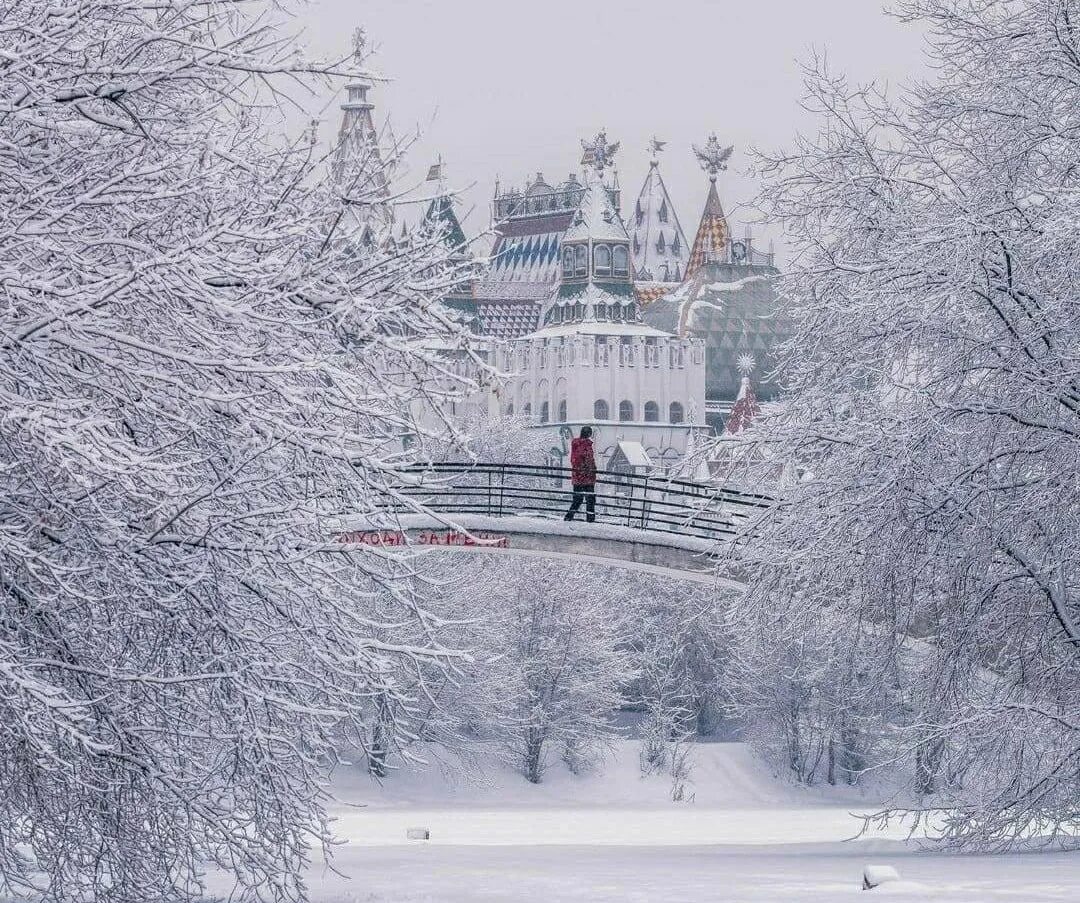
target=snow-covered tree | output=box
[729,0,1080,846]
[434,558,633,783]
[0,2,478,899]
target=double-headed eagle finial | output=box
[581,129,620,175]
[693,133,735,182]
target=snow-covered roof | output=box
[616,440,652,469]
[561,173,629,245]
[627,160,688,283]
[640,260,787,403]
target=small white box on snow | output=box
[862,864,900,890]
[406,827,430,841]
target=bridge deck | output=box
[338,513,744,588]
[337,463,768,585]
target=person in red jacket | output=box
[564,425,597,523]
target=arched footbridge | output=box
[338,463,772,586]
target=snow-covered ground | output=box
[295,742,1080,901]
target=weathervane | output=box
[649,135,667,165]
[351,27,367,65]
[693,133,734,182]
[581,129,620,175]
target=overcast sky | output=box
[302,1,927,258]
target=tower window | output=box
[659,199,668,223]
[613,245,629,277]
[644,401,659,422]
[575,245,587,277]
[619,400,634,422]
[540,401,550,424]
[656,232,666,254]
[669,402,684,424]
[594,244,611,277]
[562,247,574,278]
[557,399,567,422]
[594,399,610,420]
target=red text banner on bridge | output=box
[338,529,510,549]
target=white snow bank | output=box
[326,742,914,848]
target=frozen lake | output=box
[294,742,1080,901]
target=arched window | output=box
[562,247,574,278]
[523,402,532,417]
[557,399,567,422]
[613,245,629,277]
[575,245,588,277]
[540,401,550,424]
[594,399,610,420]
[669,402,684,424]
[619,400,634,422]
[656,232,666,254]
[506,403,515,416]
[595,303,607,320]
[594,244,611,276]
[626,302,637,321]
[659,199,669,223]
[644,401,659,422]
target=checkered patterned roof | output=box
[482,212,573,287]
[475,301,542,339]
[686,181,731,278]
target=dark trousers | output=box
[565,484,595,522]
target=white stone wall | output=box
[492,333,707,469]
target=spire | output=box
[626,136,688,284]
[421,160,468,253]
[561,152,627,246]
[686,136,734,277]
[544,130,634,328]
[332,28,394,242]
[725,355,760,434]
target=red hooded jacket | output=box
[570,437,597,487]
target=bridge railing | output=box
[383,462,772,543]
